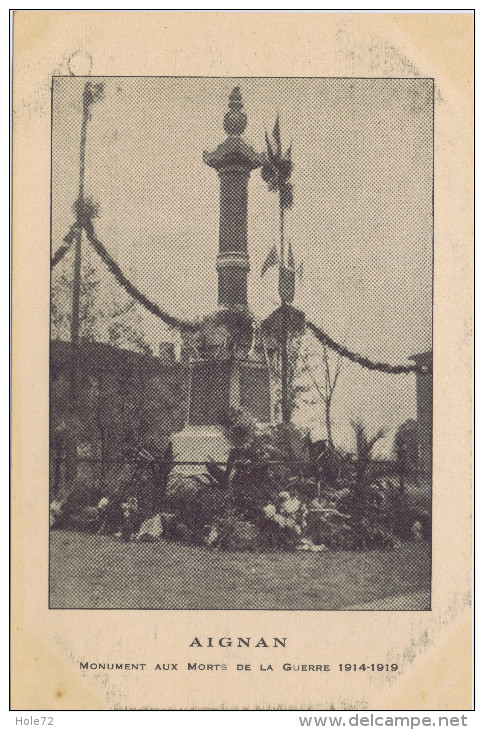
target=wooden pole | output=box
[281,302,290,423]
[70,228,83,401]
[278,189,290,424]
[70,83,90,403]
[66,83,96,487]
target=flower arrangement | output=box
[262,491,307,537]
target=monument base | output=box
[170,424,230,476]
[188,358,271,426]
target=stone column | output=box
[217,167,250,307]
[204,87,263,309]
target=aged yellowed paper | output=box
[12,11,473,710]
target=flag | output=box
[262,132,278,191]
[261,117,294,209]
[264,131,276,165]
[261,245,278,277]
[278,144,293,185]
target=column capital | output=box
[203,87,263,172]
[203,136,263,172]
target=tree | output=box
[51,247,150,354]
[107,298,151,355]
[51,255,102,343]
[299,338,344,447]
[50,247,154,495]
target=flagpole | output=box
[64,84,90,488]
[281,301,289,423]
[279,182,290,424]
[279,195,285,264]
[261,117,294,424]
[70,86,90,405]
[66,82,103,487]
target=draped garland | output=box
[82,220,197,332]
[51,215,197,332]
[51,219,429,373]
[305,320,429,375]
[51,239,74,269]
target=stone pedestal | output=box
[170,356,271,473]
[188,358,271,426]
[170,424,230,475]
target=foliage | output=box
[56,405,430,553]
[50,347,187,499]
[50,237,185,471]
[165,475,230,545]
[220,410,307,523]
[198,309,254,355]
[51,258,102,343]
[164,409,430,553]
[51,245,151,354]
[72,195,100,224]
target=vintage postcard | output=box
[11,11,473,711]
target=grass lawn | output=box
[50,530,431,610]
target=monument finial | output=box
[224,86,247,136]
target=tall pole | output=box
[261,118,296,426]
[65,82,103,487]
[70,232,82,402]
[279,188,290,424]
[70,83,91,403]
[281,303,289,423]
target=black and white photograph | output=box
[49,75,433,611]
